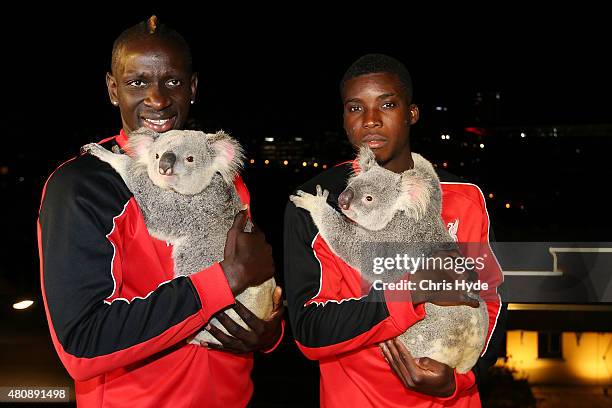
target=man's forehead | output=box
[343,73,406,101]
[114,38,190,74]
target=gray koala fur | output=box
[290,146,488,373]
[82,128,275,346]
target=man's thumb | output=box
[232,210,248,230]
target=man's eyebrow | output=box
[345,93,398,104]
[344,98,361,104]
[121,70,148,77]
[123,69,185,78]
[377,92,397,99]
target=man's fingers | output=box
[381,343,396,368]
[385,340,417,386]
[466,299,480,308]
[231,301,264,333]
[266,287,286,321]
[249,221,259,233]
[379,343,390,363]
[380,343,394,368]
[430,297,479,307]
[381,342,414,387]
[215,310,253,338]
[231,210,248,231]
[206,323,243,352]
[225,210,247,251]
[204,342,222,350]
[269,286,285,318]
[413,356,437,371]
[390,339,424,384]
[272,286,282,309]
[467,268,479,283]
[460,293,480,308]
[267,304,286,321]
[448,250,462,258]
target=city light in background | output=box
[12,300,34,310]
[2,15,611,405]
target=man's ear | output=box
[408,104,420,125]
[190,72,199,104]
[106,72,119,107]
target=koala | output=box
[82,128,275,346]
[290,146,488,373]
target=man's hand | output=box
[203,286,285,353]
[220,210,275,296]
[380,338,456,397]
[410,249,479,308]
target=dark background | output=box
[1,7,611,407]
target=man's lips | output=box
[361,134,387,149]
[141,115,177,132]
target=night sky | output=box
[4,9,612,155]
[0,8,611,405]
[1,11,611,265]
[2,10,612,292]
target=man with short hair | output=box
[38,16,283,407]
[284,53,506,407]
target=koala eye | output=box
[365,195,373,202]
[186,156,194,163]
[155,153,159,159]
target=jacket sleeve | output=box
[442,185,507,399]
[470,227,508,388]
[38,157,235,381]
[284,200,426,361]
[232,174,286,354]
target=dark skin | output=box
[380,339,456,397]
[342,72,478,397]
[204,286,284,353]
[106,37,197,134]
[343,73,419,174]
[108,36,283,353]
[203,211,284,352]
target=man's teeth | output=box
[145,119,170,125]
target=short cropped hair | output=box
[111,15,192,74]
[340,53,413,102]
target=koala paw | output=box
[289,190,315,210]
[80,143,106,157]
[315,185,330,200]
[290,185,329,213]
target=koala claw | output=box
[81,143,105,157]
[80,143,94,154]
[315,185,330,199]
[290,190,313,210]
[290,187,329,212]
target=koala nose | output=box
[159,152,176,175]
[338,188,354,210]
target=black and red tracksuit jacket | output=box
[37,131,282,407]
[284,161,507,408]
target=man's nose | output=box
[159,152,176,175]
[363,109,382,128]
[338,188,354,210]
[145,85,171,111]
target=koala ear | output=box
[399,169,432,221]
[357,146,378,173]
[127,127,158,166]
[209,130,245,183]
